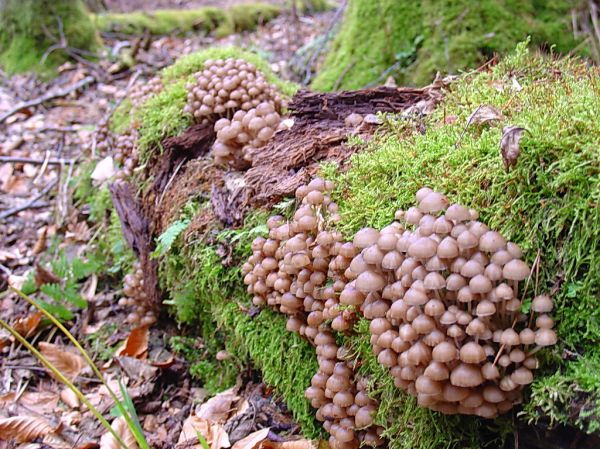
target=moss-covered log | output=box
[311,0,585,90]
[0,0,100,75]
[86,45,600,449]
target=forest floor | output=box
[0,3,335,447]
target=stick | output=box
[0,76,95,124]
[0,179,58,220]
[0,156,76,166]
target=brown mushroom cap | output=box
[535,328,557,346]
[419,192,449,213]
[532,294,553,313]
[450,363,484,387]
[479,231,507,253]
[459,342,486,364]
[502,259,530,281]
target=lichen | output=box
[311,0,584,90]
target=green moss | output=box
[159,212,321,436]
[109,99,133,134]
[0,0,100,76]
[311,0,583,90]
[93,3,281,37]
[321,46,600,433]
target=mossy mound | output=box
[0,0,100,76]
[93,3,281,37]
[110,45,298,161]
[311,0,585,91]
[97,45,599,448]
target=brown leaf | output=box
[13,312,43,338]
[262,439,317,449]
[32,226,47,255]
[0,416,54,443]
[60,388,80,409]
[500,126,528,170]
[38,342,86,382]
[116,326,149,359]
[231,428,270,449]
[34,264,61,288]
[177,415,230,449]
[197,387,240,423]
[467,105,503,126]
[99,416,139,449]
[18,391,59,415]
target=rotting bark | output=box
[243,82,446,207]
[109,181,159,309]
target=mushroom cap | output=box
[460,260,485,278]
[502,259,530,281]
[476,300,496,317]
[422,329,445,346]
[405,207,423,225]
[415,187,434,202]
[433,216,453,235]
[415,375,443,395]
[439,310,457,326]
[425,256,448,271]
[500,328,520,346]
[459,341,486,363]
[354,406,375,428]
[446,273,467,291]
[484,263,503,281]
[491,249,512,266]
[532,294,553,313]
[419,191,449,213]
[519,328,536,345]
[424,299,445,317]
[442,383,470,402]
[424,272,446,290]
[481,362,500,380]
[424,361,450,381]
[479,231,507,253]
[535,328,557,346]
[437,236,459,259]
[511,367,533,385]
[450,363,484,387]
[466,318,488,337]
[355,271,386,293]
[494,283,514,300]
[457,230,479,249]
[408,237,438,259]
[354,227,380,249]
[404,287,429,306]
[482,385,506,403]
[447,324,465,339]
[445,204,471,222]
[412,314,436,334]
[469,274,493,294]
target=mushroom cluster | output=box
[307,335,385,449]
[113,129,139,180]
[340,188,556,417]
[118,261,157,326]
[212,102,284,167]
[130,76,163,108]
[242,179,384,447]
[184,58,284,124]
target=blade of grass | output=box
[9,287,141,439]
[0,317,130,449]
[119,380,149,449]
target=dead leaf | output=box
[116,326,149,359]
[91,156,115,184]
[0,416,54,443]
[32,226,47,255]
[0,163,14,191]
[177,415,230,449]
[60,388,79,409]
[34,264,61,288]
[117,356,158,382]
[99,416,139,449]
[467,105,503,126]
[13,312,43,338]
[500,126,528,170]
[150,355,175,369]
[0,392,16,408]
[197,387,240,423]
[38,342,86,382]
[262,440,316,449]
[231,428,270,449]
[18,391,59,415]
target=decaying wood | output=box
[109,181,159,309]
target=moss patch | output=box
[311,0,583,90]
[0,0,100,76]
[93,3,281,37]
[320,45,600,433]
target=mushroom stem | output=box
[526,346,543,357]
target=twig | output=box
[0,179,58,220]
[0,76,95,124]
[0,156,76,165]
[303,0,347,85]
[333,60,357,91]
